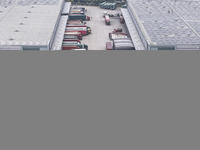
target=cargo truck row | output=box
[62,7,91,50]
[106,28,135,50]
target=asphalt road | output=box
[75,5,128,50]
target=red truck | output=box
[64,32,83,40]
[65,27,91,35]
[66,24,87,27]
[63,39,81,43]
[105,15,110,25]
[62,45,80,50]
[62,44,88,50]
[67,20,83,24]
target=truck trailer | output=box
[67,20,83,24]
[65,27,91,35]
[66,24,87,27]
[113,38,135,50]
[69,14,90,21]
[63,39,81,43]
[70,10,85,14]
[62,41,81,45]
[64,32,82,40]
[62,44,88,50]
[64,35,81,40]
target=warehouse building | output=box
[122,0,200,50]
[0,0,71,50]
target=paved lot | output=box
[74,5,128,50]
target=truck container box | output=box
[64,32,82,40]
[63,39,81,43]
[62,41,81,45]
[66,27,91,35]
[69,14,90,21]
[66,24,87,27]
[62,44,88,50]
[67,20,83,24]
[64,35,80,40]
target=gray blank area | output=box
[0,51,200,150]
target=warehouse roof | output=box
[121,8,145,50]
[0,0,65,50]
[128,0,200,49]
[51,15,68,50]
[52,2,71,50]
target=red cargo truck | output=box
[62,45,79,50]
[64,32,82,40]
[105,15,110,25]
[65,27,91,35]
[63,39,81,43]
[66,24,87,27]
[67,20,83,24]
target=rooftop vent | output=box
[24,16,28,19]
[20,23,24,25]
[15,30,19,32]
[28,11,31,13]
[9,38,14,41]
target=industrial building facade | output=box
[123,0,200,50]
[0,0,71,50]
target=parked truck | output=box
[64,32,82,40]
[65,27,91,35]
[70,10,85,14]
[105,15,110,25]
[113,38,135,50]
[62,41,81,45]
[64,35,82,40]
[62,44,88,50]
[66,24,87,27]
[63,39,81,43]
[67,20,83,24]
[69,14,90,21]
